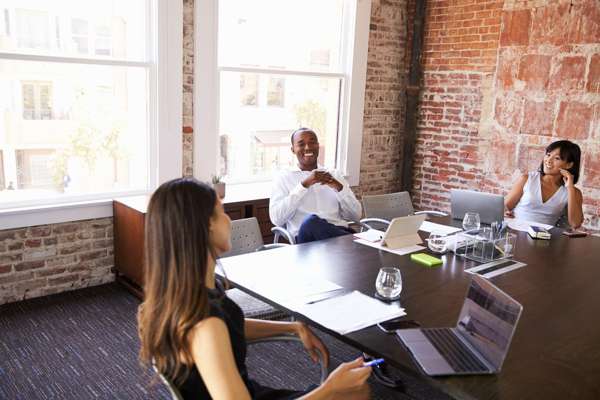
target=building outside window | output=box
[0,0,181,215]
[22,81,53,120]
[196,0,370,186]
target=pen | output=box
[363,358,384,367]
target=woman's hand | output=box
[323,357,371,395]
[560,168,574,188]
[295,322,329,367]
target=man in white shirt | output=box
[269,127,362,243]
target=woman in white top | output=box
[505,140,583,228]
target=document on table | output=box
[505,217,554,232]
[291,291,406,335]
[353,229,384,242]
[354,238,425,255]
[419,220,463,235]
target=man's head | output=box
[290,127,319,171]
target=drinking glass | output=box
[462,212,481,231]
[376,267,402,300]
[427,231,447,254]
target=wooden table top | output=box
[219,218,600,400]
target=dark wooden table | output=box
[219,218,600,400]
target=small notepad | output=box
[410,253,442,267]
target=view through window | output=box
[0,0,150,208]
[217,0,345,183]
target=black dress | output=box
[171,285,309,400]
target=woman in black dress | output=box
[138,178,371,399]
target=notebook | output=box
[397,275,523,376]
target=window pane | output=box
[0,59,148,206]
[219,71,341,183]
[240,73,258,106]
[0,150,4,189]
[1,1,147,61]
[218,0,344,72]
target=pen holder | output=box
[452,229,516,263]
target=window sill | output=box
[0,199,115,230]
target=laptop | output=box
[450,189,504,225]
[381,214,426,250]
[397,275,523,376]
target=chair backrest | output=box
[362,191,415,221]
[152,362,184,400]
[221,217,265,257]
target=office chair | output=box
[271,226,296,244]
[360,191,447,230]
[153,337,327,400]
[220,217,289,320]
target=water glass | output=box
[427,231,447,254]
[462,212,481,231]
[376,267,402,300]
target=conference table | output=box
[218,218,600,400]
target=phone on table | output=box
[377,318,420,333]
[562,230,588,238]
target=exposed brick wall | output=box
[182,0,194,177]
[0,219,114,304]
[411,0,600,231]
[356,0,409,197]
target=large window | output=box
[0,0,181,214]
[196,0,370,186]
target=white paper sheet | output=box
[505,217,553,232]
[353,229,385,242]
[354,238,425,255]
[290,291,406,335]
[419,220,463,235]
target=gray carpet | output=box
[0,283,453,399]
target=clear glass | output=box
[427,231,447,254]
[219,71,341,183]
[218,0,344,73]
[0,0,148,61]
[462,212,481,231]
[0,59,148,207]
[376,267,403,300]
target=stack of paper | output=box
[289,291,406,335]
[419,220,463,235]
[504,217,553,233]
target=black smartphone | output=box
[377,318,420,333]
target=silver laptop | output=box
[450,189,504,225]
[397,275,523,376]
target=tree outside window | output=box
[267,77,284,107]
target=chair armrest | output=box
[271,227,296,245]
[247,335,327,383]
[359,218,391,231]
[260,243,289,251]
[152,360,184,400]
[414,210,448,217]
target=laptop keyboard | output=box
[422,328,488,373]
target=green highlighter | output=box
[410,253,443,267]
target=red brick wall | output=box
[357,0,410,196]
[411,0,600,231]
[0,219,114,304]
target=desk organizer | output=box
[451,228,517,263]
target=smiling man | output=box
[269,127,362,243]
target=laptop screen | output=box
[455,276,523,370]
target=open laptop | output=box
[381,214,426,250]
[450,189,504,225]
[397,275,523,376]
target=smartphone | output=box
[377,318,420,333]
[562,230,588,238]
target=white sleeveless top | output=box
[513,171,568,226]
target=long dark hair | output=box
[539,140,581,185]
[138,178,217,384]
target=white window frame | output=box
[0,0,182,230]
[194,0,370,187]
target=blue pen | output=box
[363,358,384,367]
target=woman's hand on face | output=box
[560,169,574,188]
[324,357,371,395]
[295,322,329,367]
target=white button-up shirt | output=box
[269,166,362,237]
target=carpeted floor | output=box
[0,283,453,399]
